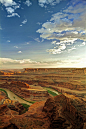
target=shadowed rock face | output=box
[0,94,85,129]
[3,124,19,129]
[10,81,30,88]
[43,95,84,129]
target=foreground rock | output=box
[0,94,86,129]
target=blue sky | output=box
[0,0,86,69]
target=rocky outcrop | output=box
[10,81,30,88]
[0,94,25,116]
[0,94,85,129]
[43,94,84,129]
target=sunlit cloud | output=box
[0,57,86,68]
[0,0,16,6]
[18,51,22,53]
[37,0,86,54]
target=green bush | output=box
[47,90,57,96]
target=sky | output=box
[0,0,86,69]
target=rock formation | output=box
[0,94,86,129]
[0,81,50,101]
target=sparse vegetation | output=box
[18,96,35,104]
[0,88,9,98]
[13,96,15,99]
[0,88,35,105]
[21,103,30,112]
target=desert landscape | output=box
[0,68,86,129]
[0,0,86,128]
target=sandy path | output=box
[0,88,32,106]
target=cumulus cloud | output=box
[24,0,32,7]
[38,0,62,7]
[7,13,20,17]
[37,0,86,54]
[6,7,14,13]
[47,43,66,54]
[0,0,20,17]
[0,0,16,6]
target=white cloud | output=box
[59,44,66,50]
[51,40,57,44]
[79,42,86,46]
[22,19,27,24]
[24,0,32,7]
[26,42,29,44]
[46,49,62,54]
[37,22,42,25]
[82,42,86,46]
[34,38,40,42]
[7,40,10,42]
[0,0,20,17]
[6,7,14,13]
[0,57,86,68]
[14,5,20,9]
[37,0,86,54]
[14,46,18,48]
[47,43,66,54]
[38,0,62,7]
[0,0,16,6]
[7,13,20,17]
[20,25,22,26]
[18,51,22,53]
[0,58,38,65]
[68,46,76,52]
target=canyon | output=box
[0,68,86,128]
